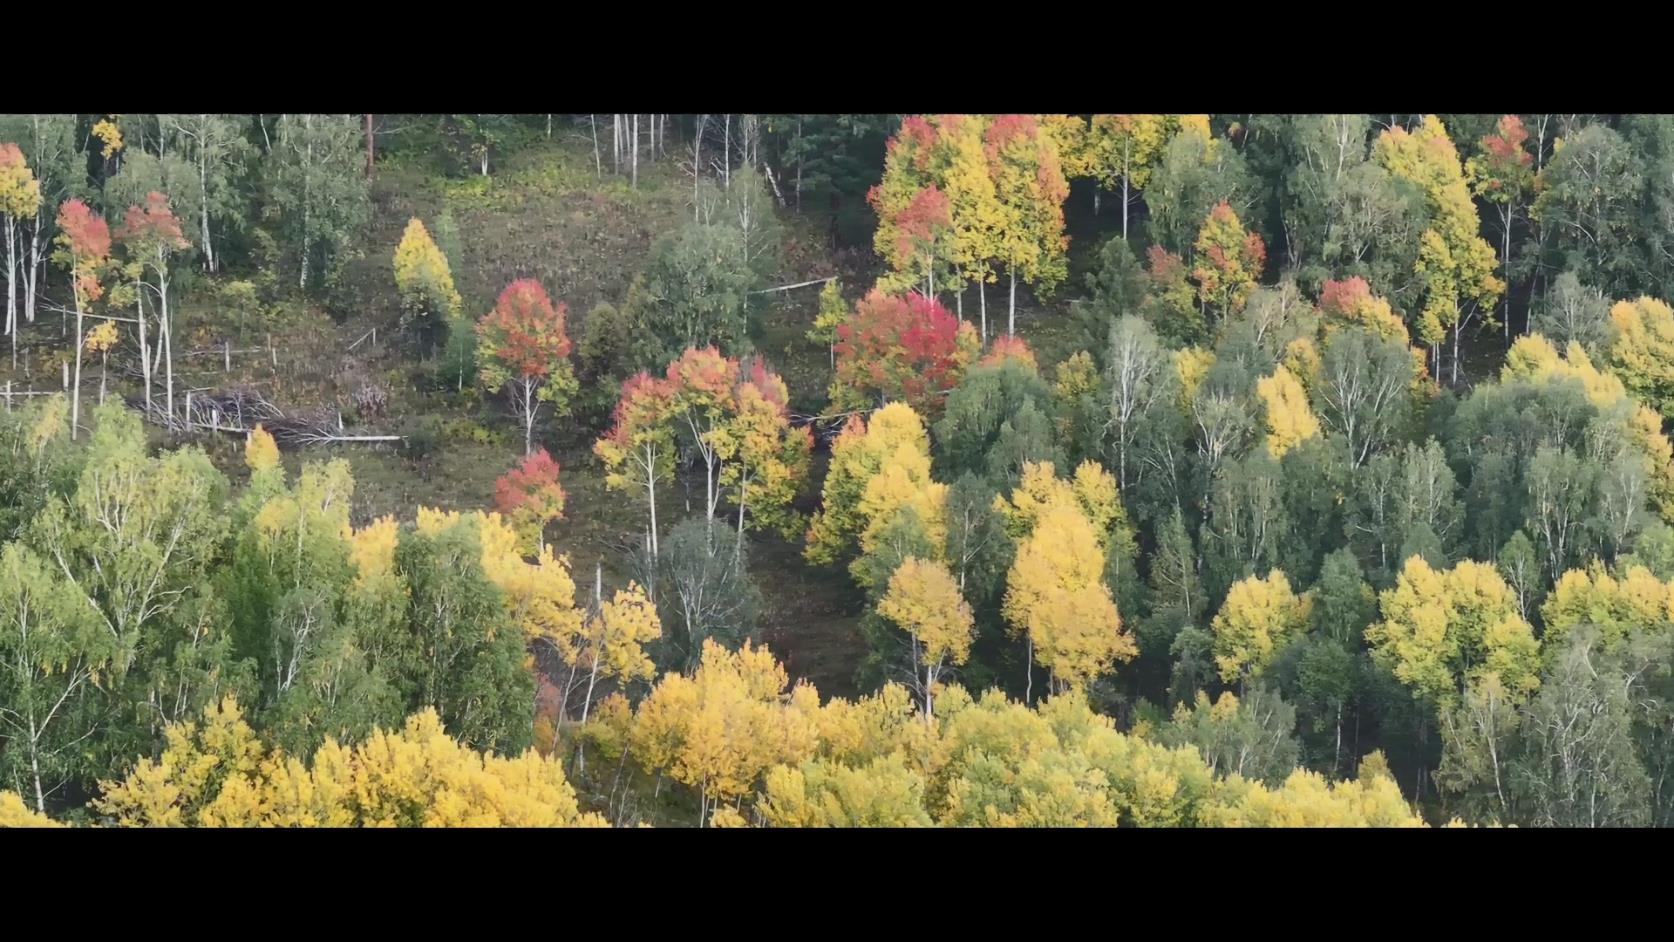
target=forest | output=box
[1,112,1671,828]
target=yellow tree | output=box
[576,582,662,724]
[1605,296,1674,420]
[84,319,120,405]
[392,216,463,339]
[1374,115,1504,383]
[1539,563,1673,656]
[712,360,813,540]
[1,142,43,368]
[1254,365,1320,457]
[1002,505,1133,696]
[1210,570,1311,682]
[806,402,936,565]
[95,696,605,827]
[878,557,975,719]
[626,639,822,825]
[1366,557,1542,711]
[984,114,1069,335]
[1192,200,1266,325]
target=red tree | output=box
[117,191,190,415]
[477,278,577,455]
[495,447,567,551]
[54,199,110,439]
[829,290,979,418]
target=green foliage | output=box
[630,223,755,371]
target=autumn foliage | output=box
[829,290,979,417]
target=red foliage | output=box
[478,278,572,380]
[494,448,567,521]
[893,184,952,265]
[833,290,974,417]
[1480,115,1532,169]
[664,345,739,401]
[898,116,939,171]
[603,370,676,446]
[117,191,189,252]
[740,356,792,414]
[983,113,1040,161]
[1318,276,1373,317]
[980,334,1038,371]
[0,143,24,172]
[55,199,110,302]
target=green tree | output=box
[630,223,755,371]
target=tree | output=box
[1374,115,1504,382]
[1077,236,1149,361]
[1159,687,1302,785]
[575,583,661,725]
[1367,557,1542,712]
[116,191,190,417]
[51,200,110,440]
[493,449,567,553]
[656,518,762,671]
[1211,570,1311,683]
[476,279,578,455]
[875,184,953,299]
[713,361,813,540]
[626,639,820,825]
[878,557,974,719]
[393,217,463,347]
[1510,627,1662,828]
[1313,326,1417,466]
[933,357,1057,483]
[983,115,1069,333]
[1465,116,1534,342]
[0,544,113,812]
[1087,114,1184,240]
[1096,316,1168,490]
[266,114,370,292]
[1530,123,1640,298]
[1002,505,1133,696]
[400,511,535,754]
[1605,296,1674,420]
[1144,121,1257,257]
[0,115,79,336]
[631,222,754,370]
[807,278,846,368]
[1192,201,1266,324]
[1255,365,1320,457]
[159,114,249,274]
[94,697,604,827]
[0,142,42,368]
[828,290,980,418]
[1530,271,1609,353]
[595,371,677,559]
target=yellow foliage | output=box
[1211,571,1311,681]
[392,217,463,319]
[1540,563,1673,655]
[97,697,603,827]
[1368,557,1541,709]
[1174,346,1216,406]
[84,318,119,354]
[1606,296,1674,419]
[1002,505,1134,689]
[0,791,62,827]
[1255,365,1321,457]
[879,557,974,668]
[244,425,281,474]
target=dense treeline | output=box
[3,114,1673,827]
